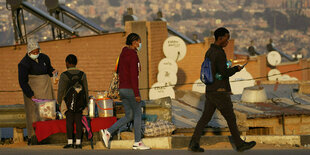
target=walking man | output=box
[188,27,256,152]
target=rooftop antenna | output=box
[122,7,138,25]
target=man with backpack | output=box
[189,27,256,152]
[57,54,89,149]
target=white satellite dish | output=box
[158,58,178,73]
[278,74,298,81]
[157,69,177,86]
[230,68,255,94]
[163,36,187,62]
[149,82,175,100]
[267,51,281,66]
[192,79,206,93]
[268,69,281,81]
[278,74,291,81]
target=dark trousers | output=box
[191,92,243,147]
[66,110,82,140]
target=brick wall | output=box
[0,32,126,105]
[176,43,208,90]
[203,37,235,60]
[242,55,267,81]
[301,59,310,81]
[0,45,27,106]
[267,62,302,80]
[245,55,310,82]
[175,37,235,91]
[146,21,168,88]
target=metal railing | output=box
[0,105,26,128]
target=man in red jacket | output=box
[100,33,150,150]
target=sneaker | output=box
[132,141,151,150]
[236,141,256,152]
[100,129,110,148]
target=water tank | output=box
[241,86,267,103]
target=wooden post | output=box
[13,128,24,143]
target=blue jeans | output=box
[107,89,142,142]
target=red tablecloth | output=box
[33,117,117,142]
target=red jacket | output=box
[118,47,140,97]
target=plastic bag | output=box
[34,99,56,121]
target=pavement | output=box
[1,141,310,155]
[104,135,310,149]
[2,135,310,149]
[1,148,310,155]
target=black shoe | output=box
[27,136,38,145]
[188,140,204,152]
[63,144,74,149]
[27,138,31,146]
[236,141,256,152]
[74,144,82,149]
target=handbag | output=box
[108,57,120,99]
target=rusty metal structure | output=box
[45,0,107,40]
[6,0,78,44]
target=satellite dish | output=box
[268,69,281,81]
[163,36,187,62]
[278,74,291,81]
[230,68,255,94]
[290,77,298,81]
[158,58,178,73]
[149,82,175,100]
[267,51,281,66]
[278,74,298,81]
[192,79,206,93]
[157,69,177,86]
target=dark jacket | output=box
[118,47,140,97]
[57,69,89,107]
[18,53,55,98]
[205,44,239,92]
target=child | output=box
[57,54,89,149]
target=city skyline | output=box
[0,0,310,57]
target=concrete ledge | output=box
[96,137,171,149]
[172,135,230,148]
[95,135,310,149]
[171,135,310,148]
[241,135,301,145]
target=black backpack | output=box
[63,71,86,112]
